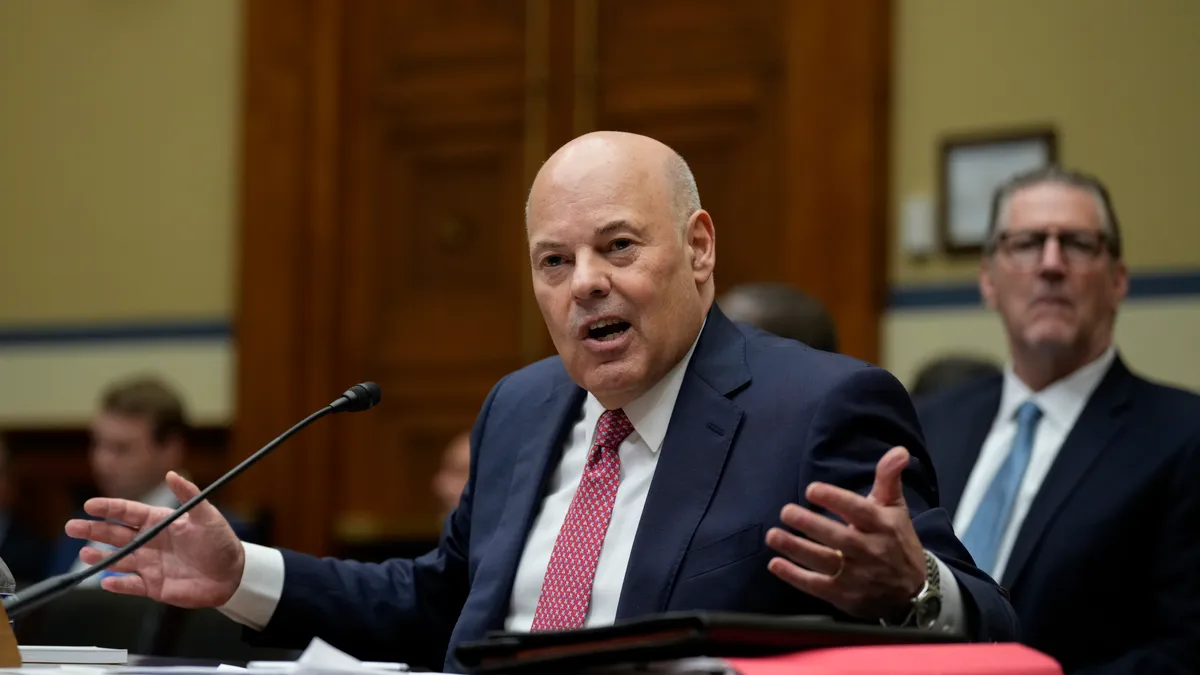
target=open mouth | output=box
[586,318,632,342]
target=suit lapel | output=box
[1000,357,1134,590]
[478,380,586,631]
[938,379,1002,516]
[615,308,749,618]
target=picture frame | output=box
[937,127,1058,255]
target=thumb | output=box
[869,446,910,507]
[165,471,218,523]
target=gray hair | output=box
[984,165,1122,258]
[665,151,702,234]
[523,150,702,235]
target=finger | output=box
[805,483,886,532]
[78,547,141,574]
[779,504,863,553]
[869,446,910,507]
[801,478,888,530]
[768,556,837,604]
[100,573,148,597]
[766,527,844,576]
[64,519,139,548]
[82,497,160,529]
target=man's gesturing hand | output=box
[765,446,928,622]
[65,470,246,609]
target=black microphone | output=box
[2,382,382,618]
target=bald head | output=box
[524,131,718,410]
[720,283,839,353]
[526,132,700,235]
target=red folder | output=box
[727,643,1062,675]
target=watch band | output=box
[880,551,941,629]
[925,549,941,593]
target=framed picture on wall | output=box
[938,126,1057,254]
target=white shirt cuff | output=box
[218,542,285,631]
[930,551,965,635]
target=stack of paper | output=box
[17,646,127,666]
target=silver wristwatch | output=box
[881,550,942,630]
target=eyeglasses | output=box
[992,229,1111,268]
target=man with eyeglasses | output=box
[913,166,1200,674]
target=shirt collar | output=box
[583,318,706,454]
[998,345,1117,429]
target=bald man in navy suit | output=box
[70,132,1018,671]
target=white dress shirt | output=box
[953,346,1116,582]
[221,327,965,633]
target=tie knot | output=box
[1016,400,1043,427]
[595,409,634,448]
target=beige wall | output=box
[0,0,240,425]
[886,0,1200,392]
[891,0,1200,285]
[0,0,240,322]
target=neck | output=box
[1011,335,1111,392]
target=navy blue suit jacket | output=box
[251,306,1017,670]
[916,355,1200,675]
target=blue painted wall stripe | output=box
[0,320,231,346]
[889,269,1200,309]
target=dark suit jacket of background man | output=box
[248,306,1018,670]
[0,517,51,585]
[916,356,1200,675]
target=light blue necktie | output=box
[962,400,1043,578]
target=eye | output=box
[542,254,565,268]
[610,238,633,251]
[1009,234,1042,252]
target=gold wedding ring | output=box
[831,549,845,580]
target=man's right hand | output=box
[65,470,245,609]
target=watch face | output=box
[918,596,943,628]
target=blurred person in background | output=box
[0,438,51,584]
[910,354,1002,398]
[718,282,839,352]
[47,375,188,581]
[432,431,471,523]
[915,166,1200,674]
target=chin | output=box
[582,362,645,403]
[1023,327,1077,353]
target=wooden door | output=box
[232,0,890,555]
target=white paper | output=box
[245,638,408,674]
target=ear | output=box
[686,210,716,284]
[1112,258,1129,304]
[979,256,998,310]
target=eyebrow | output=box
[530,219,645,257]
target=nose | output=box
[570,250,611,301]
[1038,235,1067,277]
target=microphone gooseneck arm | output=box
[4,382,381,618]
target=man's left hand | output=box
[765,446,927,621]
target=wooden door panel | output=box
[334,0,531,536]
[591,0,787,295]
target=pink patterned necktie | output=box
[530,408,634,631]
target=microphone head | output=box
[331,382,382,413]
